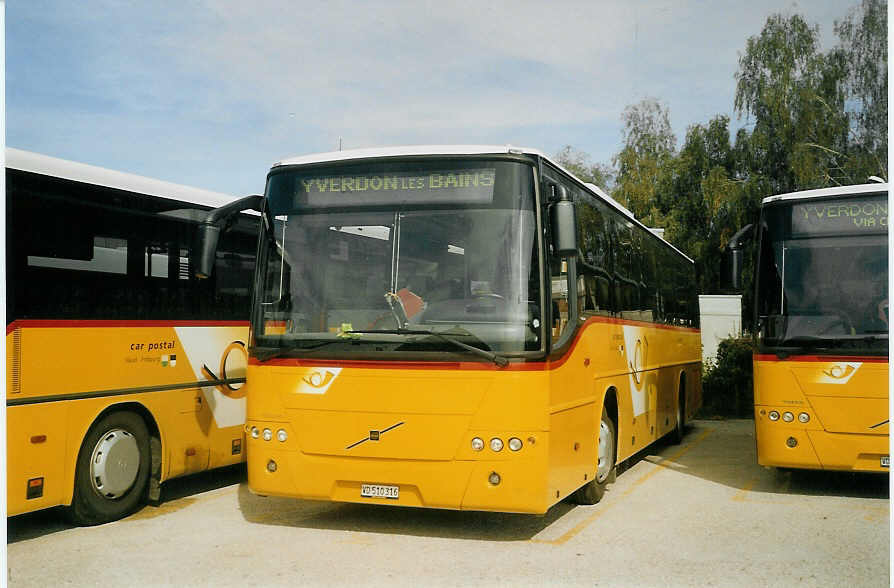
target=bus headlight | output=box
[250,426,260,439]
[490,438,504,452]
[277,429,288,442]
[798,413,810,423]
[262,428,273,441]
[508,437,523,451]
[782,412,794,423]
[471,437,484,451]
[768,411,780,421]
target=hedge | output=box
[700,337,754,418]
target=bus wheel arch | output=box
[66,404,158,525]
[572,388,618,505]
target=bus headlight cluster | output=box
[249,426,288,442]
[471,436,524,452]
[766,410,810,424]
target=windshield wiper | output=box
[346,328,510,368]
[772,334,889,358]
[253,339,354,361]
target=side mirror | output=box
[194,223,221,279]
[730,249,745,290]
[193,194,265,279]
[550,186,577,256]
[727,224,754,291]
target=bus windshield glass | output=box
[756,192,888,351]
[255,159,542,357]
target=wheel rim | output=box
[596,418,613,483]
[90,428,140,499]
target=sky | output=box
[7,1,854,197]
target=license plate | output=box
[361,484,399,499]
[881,456,889,468]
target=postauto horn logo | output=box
[297,367,342,395]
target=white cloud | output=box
[8,0,852,193]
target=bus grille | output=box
[10,328,21,394]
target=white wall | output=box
[699,295,743,363]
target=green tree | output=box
[553,145,614,187]
[734,13,850,191]
[612,98,676,225]
[658,116,751,294]
[833,0,888,180]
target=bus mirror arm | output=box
[726,223,754,291]
[194,194,264,279]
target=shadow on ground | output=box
[637,419,889,500]
[237,483,576,542]
[7,463,247,544]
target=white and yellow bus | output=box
[198,145,702,513]
[741,183,889,471]
[6,149,258,525]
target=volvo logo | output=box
[346,422,404,449]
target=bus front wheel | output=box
[573,407,616,505]
[671,387,686,445]
[67,411,151,526]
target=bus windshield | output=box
[756,192,888,351]
[254,159,542,357]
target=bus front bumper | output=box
[245,436,551,514]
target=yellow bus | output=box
[6,148,258,525]
[198,146,702,513]
[733,183,889,471]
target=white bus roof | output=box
[273,144,693,263]
[762,182,889,205]
[6,147,239,208]
[273,144,547,167]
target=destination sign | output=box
[295,169,496,208]
[791,195,888,235]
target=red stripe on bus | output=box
[250,316,700,372]
[7,319,249,333]
[754,353,888,363]
[252,358,525,371]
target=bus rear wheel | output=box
[66,411,151,526]
[573,406,616,505]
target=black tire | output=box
[66,411,151,526]
[572,406,616,505]
[671,386,686,445]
